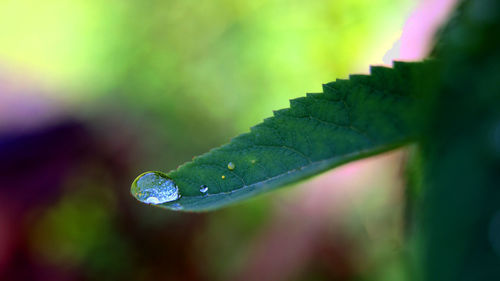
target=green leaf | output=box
[132,61,428,211]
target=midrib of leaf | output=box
[137,61,428,211]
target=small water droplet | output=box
[170,203,183,210]
[221,175,226,179]
[131,171,180,205]
[200,185,208,193]
[227,162,235,170]
[251,159,256,164]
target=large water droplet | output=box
[131,171,180,204]
[227,162,235,170]
[200,185,208,193]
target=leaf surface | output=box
[134,61,427,211]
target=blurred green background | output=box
[0,0,425,280]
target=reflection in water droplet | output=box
[228,162,235,170]
[131,171,180,205]
[145,197,161,204]
[200,185,208,193]
[221,175,226,179]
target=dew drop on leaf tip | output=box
[131,171,180,205]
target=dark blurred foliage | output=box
[413,0,500,280]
